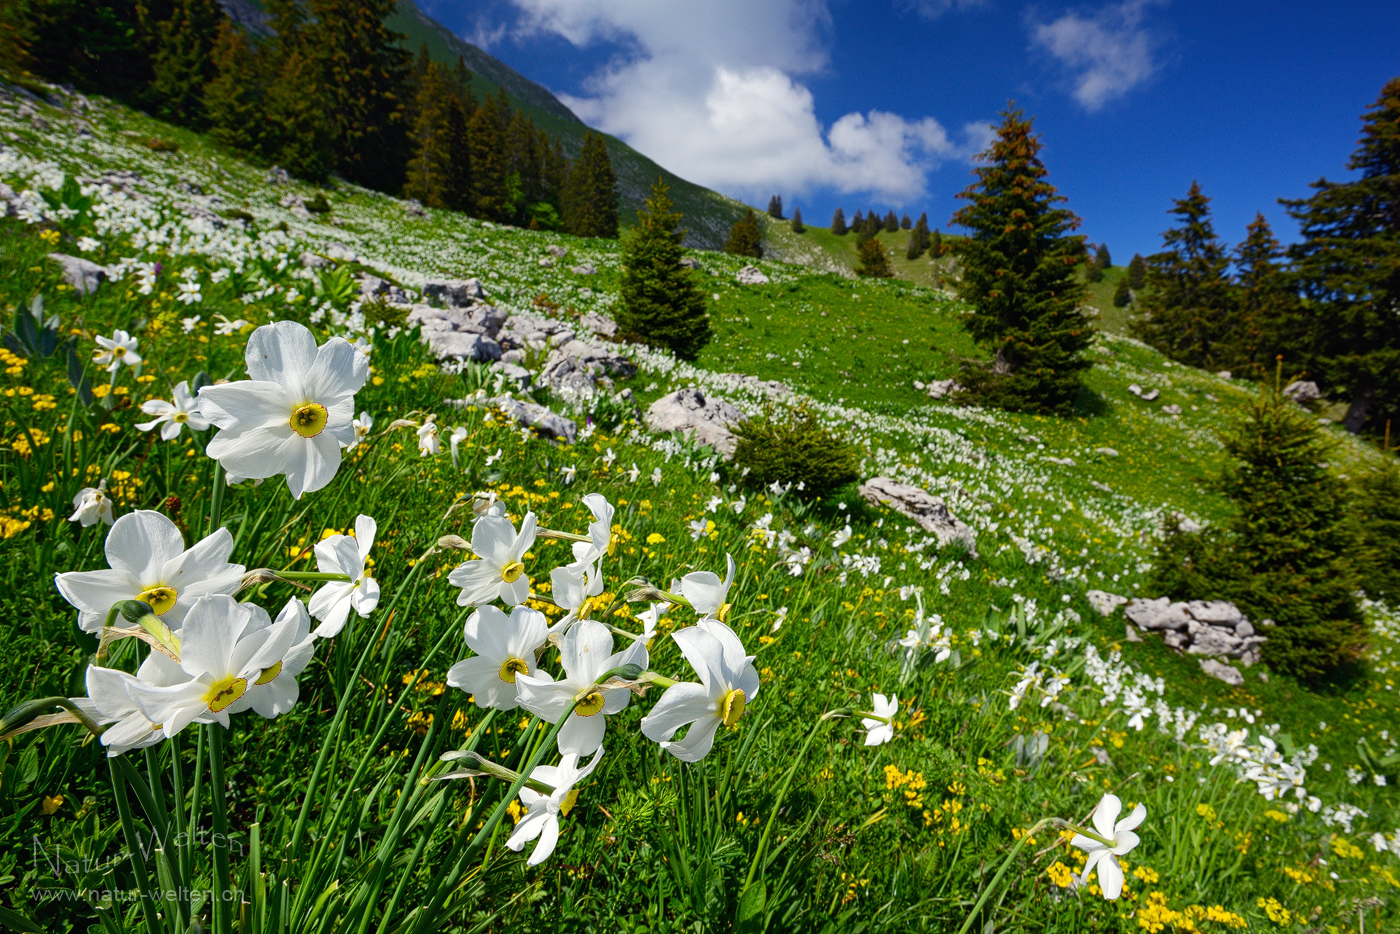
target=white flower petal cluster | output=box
[136,380,210,440]
[308,515,380,637]
[69,480,114,527]
[515,620,647,756]
[506,749,603,865]
[641,619,758,762]
[862,693,898,746]
[449,512,537,607]
[94,330,141,373]
[1071,794,1145,900]
[447,605,549,710]
[198,321,368,499]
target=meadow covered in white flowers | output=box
[0,81,1396,933]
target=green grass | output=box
[0,79,1397,934]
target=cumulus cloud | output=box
[496,0,983,203]
[901,0,989,19]
[1031,0,1162,110]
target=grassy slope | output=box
[389,1,750,249]
[1,84,1397,932]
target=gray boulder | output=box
[646,388,746,457]
[1185,601,1243,626]
[48,253,107,296]
[580,311,618,339]
[492,396,577,444]
[537,353,610,396]
[926,379,961,400]
[1141,389,1160,402]
[1283,380,1320,404]
[433,332,502,363]
[1087,590,1128,616]
[857,477,979,558]
[679,257,700,270]
[1162,404,1182,415]
[736,265,769,285]
[571,264,597,275]
[1185,622,1243,657]
[407,303,508,339]
[359,275,409,305]
[422,278,486,307]
[494,362,532,391]
[1125,598,1192,631]
[265,166,291,185]
[546,245,568,258]
[299,251,329,269]
[1199,658,1244,686]
[556,340,637,379]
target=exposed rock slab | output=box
[48,253,107,296]
[422,278,485,307]
[646,388,745,457]
[1087,590,1129,616]
[857,477,979,559]
[491,396,577,444]
[1199,658,1244,686]
[736,265,769,285]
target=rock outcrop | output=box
[1283,380,1320,404]
[407,304,508,363]
[736,265,769,285]
[1101,595,1267,666]
[48,253,107,296]
[646,388,746,457]
[421,278,485,307]
[857,477,979,558]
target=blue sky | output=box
[420,0,1400,262]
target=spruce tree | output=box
[203,21,265,155]
[403,60,469,210]
[790,206,805,233]
[467,91,509,222]
[949,105,1092,413]
[1095,242,1112,269]
[148,0,224,128]
[1126,252,1147,289]
[882,210,898,232]
[767,195,783,219]
[1112,275,1131,308]
[1149,378,1366,682]
[618,179,711,361]
[856,237,893,278]
[830,207,847,235]
[1130,182,1239,369]
[563,130,619,238]
[724,209,763,259]
[906,213,929,260]
[1283,78,1400,434]
[900,213,912,229]
[1232,214,1304,377]
[851,210,865,230]
[1086,254,1104,282]
[1354,462,1400,600]
[930,228,942,257]
[263,48,336,181]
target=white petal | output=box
[1095,854,1124,899]
[246,320,319,386]
[640,682,712,742]
[1092,794,1122,840]
[556,710,606,756]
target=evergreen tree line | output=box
[2,0,618,235]
[1132,78,1400,435]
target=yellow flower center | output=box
[574,690,606,717]
[501,561,525,583]
[290,402,329,438]
[717,602,733,622]
[137,585,179,616]
[173,411,188,423]
[204,675,247,713]
[498,657,528,683]
[718,688,747,729]
[560,788,580,817]
[255,661,283,685]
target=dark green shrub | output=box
[305,193,331,214]
[1148,382,1366,682]
[1353,461,1400,600]
[732,405,860,499]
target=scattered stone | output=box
[1128,384,1142,396]
[1283,380,1320,404]
[926,379,962,400]
[1184,601,1243,626]
[1162,404,1182,415]
[1125,625,1143,643]
[546,245,568,258]
[1091,480,1113,493]
[1141,389,1160,401]
[407,304,509,364]
[1110,596,1267,663]
[494,362,532,391]
[1185,621,1243,657]
[1125,598,1192,631]
[1087,590,1129,616]
[1217,371,1232,380]
[579,311,618,339]
[555,340,636,379]
[404,199,426,217]
[299,251,329,269]
[679,257,700,269]
[736,265,769,285]
[430,332,502,362]
[1163,630,1189,650]
[358,274,409,305]
[421,278,486,307]
[1045,456,1076,467]
[48,253,107,296]
[265,166,291,185]
[646,388,746,457]
[1199,658,1244,686]
[570,264,597,275]
[1095,447,1119,457]
[857,477,979,558]
[539,257,555,267]
[489,395,577,444]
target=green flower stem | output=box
[637,671,679,689]
[207,724,233,934]
[270,571,354,582]
[108,760,166,934]
[208,459,225,535]
[535,527,593,543]
[438,750,558,795]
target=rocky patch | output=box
[1100,594,1267,667]
[736,265,769,285]
[646,388,746,457]
[857,477,979,558]
[48,252,107,296]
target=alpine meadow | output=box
[0,3,1398,934]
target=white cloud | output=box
[494,0,983,203]
[902,0,989,19]
[1031,0,1162,110]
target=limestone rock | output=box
[1125,598,1191,631]
[432,332,502,362]
[493,362,532,391]
[857,477,979,559]
[1185,621,1243,656]
[1217,371,1232,380]
[1141,389,1160,401]
[1163,630,1189,650]
[299,251,329,269]
[1045,456,1076,467]
[47,253,107,296]
[555,340,637,379]
[1199,658,1244,686]
[265,166,291,185]
[926,379,962,400]
[539,256,555,267]
[537,352,611,396]
[491,396,577,444]
[1162,404,1182,415]
[358,275,409,305]
[736,265,769,285]
[1095,447,1119,457]
[679,257,700,269]
[421,278,485,307]
[1128,384,1142,396]
[646,388,745,457]
[1125,625,1143,643]
[571,264,597,275]
[1087,590,1129,616]
[1283,380,1320,404]
[1185,601,1243,626]
[580,311,618,339]
[546,245,568,258]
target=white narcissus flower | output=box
[862,693,898,746]
[55,510,245,633]
[136,380,210,440]
[347,411,373,451]
[449,426,468,466]
[127,595,299,736]
[307,515,379,638]
[506,748,603,866]
[83,666,166,757]
[680,554,735,621]
[640,619,758,762]
[515,620,648,756]
[417,419,439,456]
[1071,793,1146,900]
[197,321,368,500]
[446,605,549,710]
[240,598,316,718]
[69,480,114,527]
[93,330,141,373]
[448,512,537,607]
[181,315,202,333]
